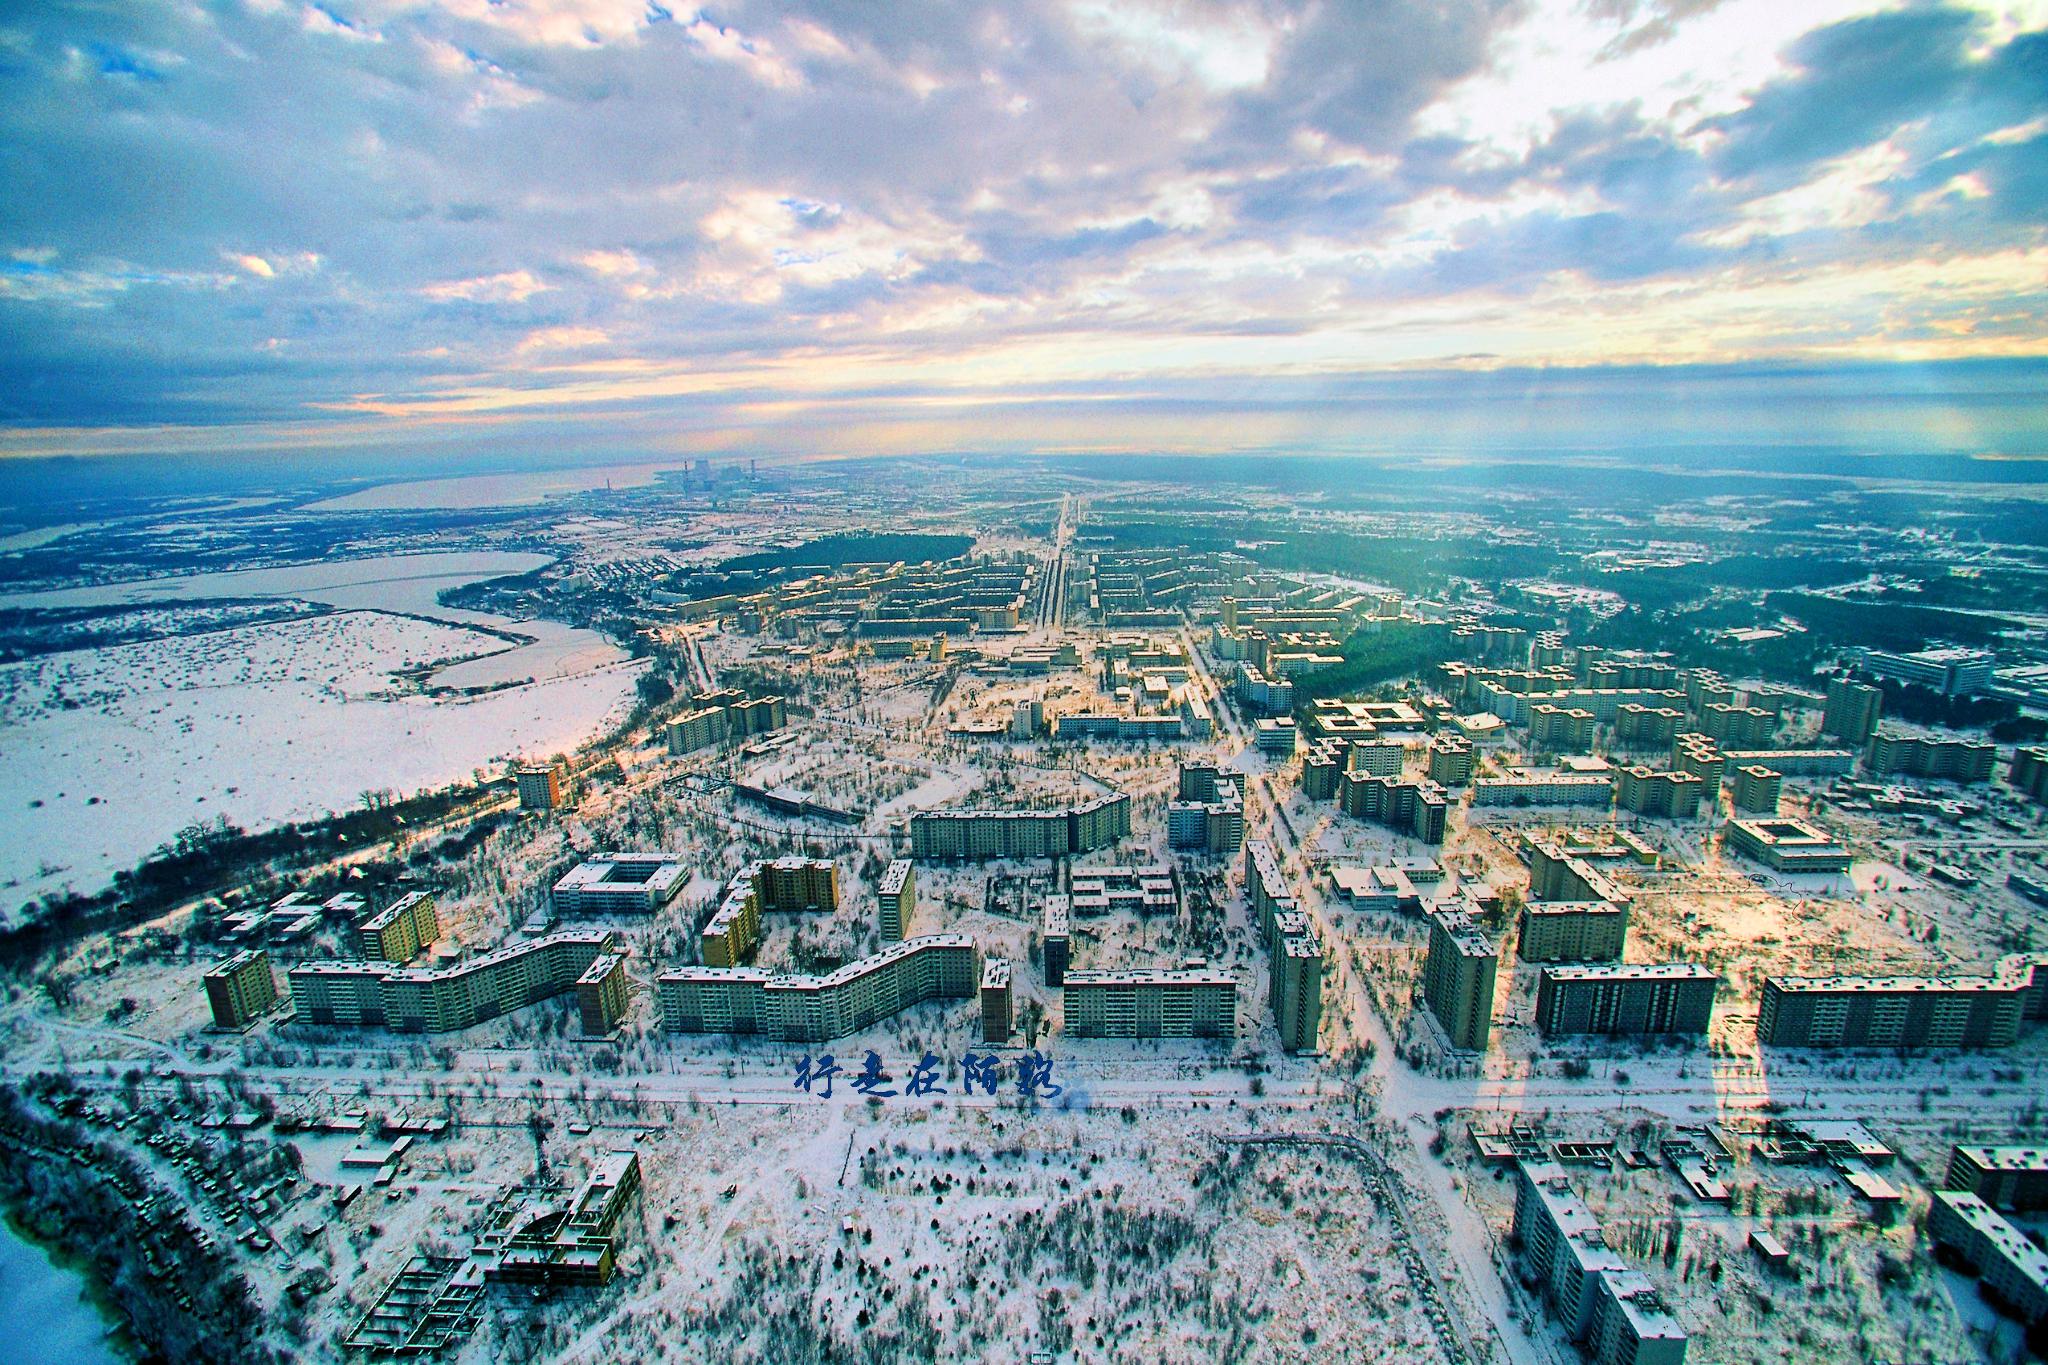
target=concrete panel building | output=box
[1273,933,1324,1053]
[552,852,690,916]
[1428,735,1475,786]
[576,952,631,1036]
[1946,1145,2048,1212]
[878,859,916,941]
[1756,955,2048,1047]
[203,949,280,1030]
[700,858,841,967]
[980,957,1012,1044]
[908,793,1131,860]
[658,935,978,1042]
[359,891,439,964]
[1722,817,1852,873]
[291,931,620,1033]
[1534,963,1718,1038]
[1865,731,1996,784]
[1614,767,1704,819]
[1926,1191,2048,1327]
[1730,765,1783,815]
[1423,903,1498,1051]
[1823,676,1883,744]
[1518,901,1629,964]
[516,762,567,811]
[1042,896,1071,986]
[1063,967,1237,1039]
[1473,775,1613,808]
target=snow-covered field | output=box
[0,609,639,911]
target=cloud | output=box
[515,323,609,352]
[418,269,551,302]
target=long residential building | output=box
[289,931,620,1033]
[1865,730,1996,784]
[1534,964,1718,1038]
[1063,966,1237,1039]
[1926,1191,2048,1326]
[908,793,1131,860]
[1473,775,1613,808]
[1514,1159,1689,1365]
[657,934,978,1042]
[1946,1145,2048,1212]
[1756,954,2048,1048]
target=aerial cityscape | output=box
[3,2,2047,1364]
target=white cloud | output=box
[516,323,610,353]
[419,269,550,303]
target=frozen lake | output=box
[302,462,686,511]
[0,1219,124,1364]
[0,553,643,912]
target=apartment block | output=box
[1518,901,1629,963]
[1756,955,2048,1047]
[1859,647,1995,699]
[1730,765,1783,815]
[1946,1145,2048,1212]
[1926,1191,2048,1326]
[1720,748,1856,778]
[1063,967,1237,1039]
[1337,771,1449,844]
[1273,934,1324,1053]
[552,852,690,916]
[658,935,979,1041]
[1246,840,1298,942]
[1534,963,1718,1038]
[1473,775,1613,809]
[1698,702,1775,748]
[1528,840,1630,905]
[1530,703,1597,751]
[1671,733,1726,790]
[1167,764,1246,856]
[1042,896,1071,986]
[203,949,280,1030]
[1423,902,1498,1051]
[1865,730,1996,784]
[291,931,620,1033]
[2008,747,2048,803]
[1823,675,1883,744]
[576,952,631,1036]
[980,957,1013,1044]
[1255,716,1298,756]
[1513,1159,1689,1364]
[359,890,439,964]
[908,793,1131,860]
[516,762,566,811]
[1428,735,1475,786]
[1614,704,1686,748]
[699,858,841,967]
[1613,767,1703,819]
[878,859,916,941]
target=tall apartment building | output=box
[667,688,789,754]
[290,931,620,1033]
[1730,765,1783,815]
[1272,931,1324,1053]
[1167,763,1246,856]
[1925,1191,2048,1327]
[1613,767,1703,819]
[1513,1159,1689,1365]
[1528,841,1630,905]
[1946,1145,2048,1212]
[1671,733,1726,790]
[1534,963,1718,1038]
[1823,675,1883,744]
[908,793,1131,860]
[359,891,439,964]
[516,762,567,811]
[1334,771,1449,844]
[700,858,841,967]
[1529,703,1597,751]
[1614,704,1686,748]
[203,949,280,1029]
[1865,730,1996,784]
[1427,735,1475,785]
[1757,955,2048,1047]
[1042,896,1071,986]
[2009,748,2048,803]
[1254,716,1298,756]
[658,935,979,1041]
[1518,901,1629,963]
[576,952,631,1036]
[552,852,690,916]
[980,958,1012,1044]
[1063,967,1237,1039]
[878,859,915,941]
[1698,702,1775,748]
[1859,647,1995,698]
[1423,903,1498,1051]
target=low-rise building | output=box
[658,935,979,1041]
[1042,896,1071,986]
[552,852,690,916]
[1722,817,1851,873]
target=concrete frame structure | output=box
[657,935,978,1042]
[908,793,1131,860]
[1534,963,1718,1038]
[1063,967,1237,1039]
[204,949,280,1029]
[290,931,621,1033]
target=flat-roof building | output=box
[908,793,1130,860]
[552,852,690,916]
[516,762,567,811]
[1722,817,1852,873]
[1423,903,1498,1051]
[1946,1145,2048,1212]
[1823,676,1883,745]
[1613,767,1703,819]
[1063,966,1237,1039]
[1518,901,1628,964]
[1473,774,1613,808]
[203,949,280,1030]
[291,931,620,1033]
[980,957,1012,1044]
[1859,647,1995,699]
[1926,1190,2048,1327]
[1535,963,1718,1038]
[1865,730,1996,784]
[658,935,978,1042]
[1757,955,2048,1047]
[1067,865,1178,916]
[359,891,439,964]
[1730,765,1782,815]
[878,858,915,941]
[576,952,631,1036]
[700,858,841,967]
[1042,896,1071,986]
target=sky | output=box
[1,0,2045,470]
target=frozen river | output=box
[0,552,643,913]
